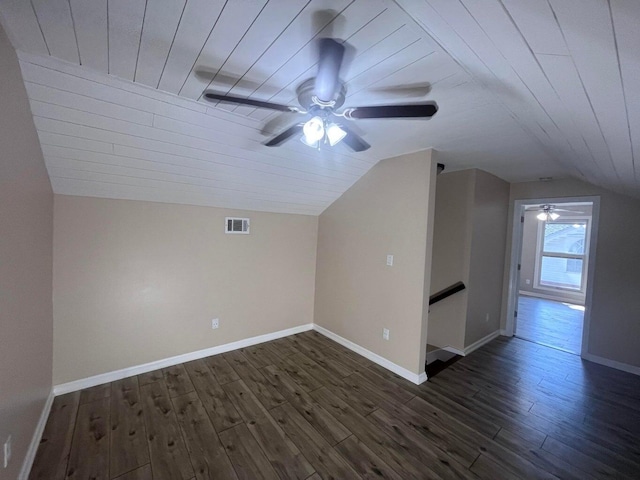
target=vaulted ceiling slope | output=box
[0,0,638,215]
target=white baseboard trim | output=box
[312,324,427,385]
[500,329,511,336]
[464,330,501,356]
[442,345,465,356]
[426,348,458,365]
[19,389,55,480]
[53,323,313,395]
[582,352,640,376]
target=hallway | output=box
[516,295,584,354]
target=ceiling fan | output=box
[526,204,584,221]
[202,38,438,152]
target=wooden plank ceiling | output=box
[0,0,638,214]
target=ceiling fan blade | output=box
[340,126,370,152]
[369,83,432,98]
[264,124,304,147]
[203,91,299,112]
[315,38,345,103]
[554,209,585,213]
[344,103,438,119]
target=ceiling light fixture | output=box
[536,204,560,221]
[537,211,559,221]
[326,124,346,146]
[302,116,325,144]
[301,116,347,149]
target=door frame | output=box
[504,196,600,357]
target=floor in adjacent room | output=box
[30,331,640,479]
[516,295,584,354]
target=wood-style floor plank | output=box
[271,354,323,393]
[289,352,378,417]
[65,397,110,480]
[494,428,597,480]
[79,383,111,405]
[310,387,440,480]
[288,334,354,377]
[298,331,370,373]
[28,392,80,480]
[221,380,314,480]
[138,370,164,387]
[304,331,374,368]
[335,435,403,480]
[471,454,522,480]
[183,359,243,433]
[270,403,361,479]
[239,344,280,370]
[140,381,194,480]
[222,350,285,409]
[172,391,238,480]
[218,424,280,480]
[204,355,241,385]
[367,406,480,475]
[112,464,153,480]
[541,435,628,479]
[163,364,195,398]
[30,335,640,480]
[261,365,351,446]
[516,296,583,354]
[110,376,149,478]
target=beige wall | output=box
[314,150,437,375]
[503,178,640,367]
[465,170,509,346]
[53,195,318,384]
[428,170,473,350]
[428,169,509,351]
[0,26,53,478]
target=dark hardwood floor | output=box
[30,331,640,479]
[516,295,584,354]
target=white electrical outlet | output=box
[525,279,531,285]
[386,255,394,266]
[4,435,11,469]
[211,318,219,329]
[383,328,390,341]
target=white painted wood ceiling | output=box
[1,0,638,214]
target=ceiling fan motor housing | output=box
[297,78,346,111]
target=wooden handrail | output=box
[429,281,466,305]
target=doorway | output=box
[505,197,600,357]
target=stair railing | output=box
[429,281,466,306]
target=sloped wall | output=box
[314,150,437,375]
[0,25,53,478]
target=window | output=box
[534,220,589,292]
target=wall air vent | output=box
[225,217,250,234]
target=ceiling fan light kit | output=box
[202,37,438,152]
[534,204,562,221]
[300,116,347,148]
[537,211,560,221]
[326,123,347,146]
